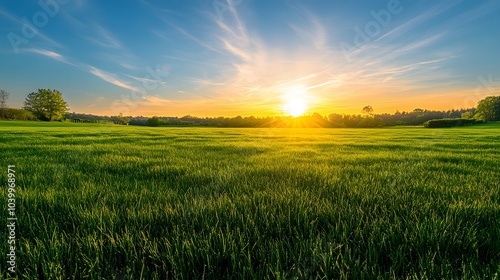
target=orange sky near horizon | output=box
[75,84,489,118]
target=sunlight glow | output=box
[282,87,309,117]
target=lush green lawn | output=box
[1,121,499,279]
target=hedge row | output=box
[70,118,102,123]
[423,118,483,128]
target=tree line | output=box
[1,88,499,128]
[66,108,486,128]
[133,109,479,128]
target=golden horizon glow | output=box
[282,87,309,117]
[70,85,486,118]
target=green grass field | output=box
[1,121,499,279]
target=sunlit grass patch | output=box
[1,121,499,279]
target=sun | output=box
[284,99,307,117]
[282,87,308,117]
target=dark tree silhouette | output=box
[362,105,374,116]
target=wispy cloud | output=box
[288,5,328,51]
[87,96,105,108]
[173,26,222,54]
[339,1,460,67]
[123,73,168,86]
[24,48,62,59]
[19,46,146,94]
[62,12,139,70]
[86,23,123,49]
[374,1,461,44]
[191,3,349,110]
[21,48,77,66]
[181,0,471,115]
[88,66,144,93]
[0,8,63,50]
[10,1,489,116]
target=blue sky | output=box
[1,0,499,117]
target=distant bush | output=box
[2,108,36,120]
[423,118,483,128]
[70,118,103,124]
[461,111,474,119]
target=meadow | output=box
[1,121,499,279]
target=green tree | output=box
[147,116,160,127]
[461,111,474,119]
[473,112,484,121]
[358,117,375,127]
[24,89,69,121]
[476,96,500,121]
[116,113,130,125]
[0,89,9,119]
